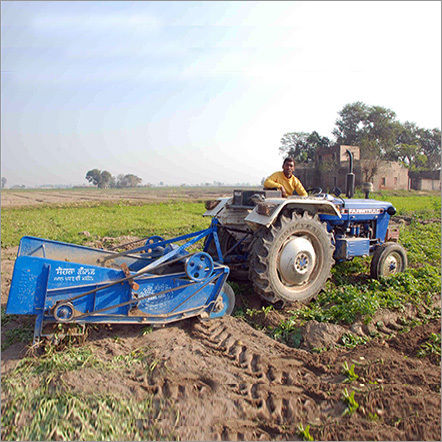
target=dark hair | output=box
[283,157,296,166]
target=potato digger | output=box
[6,229,235,343]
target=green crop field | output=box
[1,201,210,248]
[1,190,440,248]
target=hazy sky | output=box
[1,1,441,187]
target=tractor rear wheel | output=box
[249,211,334,304]
[370,242,407,279]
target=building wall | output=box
[371,162,409,191]
[409,170,441,191]
[294,166,320,189]
[412,178,441,191]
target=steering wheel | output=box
[305,187,323,195]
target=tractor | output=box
[203,151,408,305]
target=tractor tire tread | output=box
[248,210,334,305]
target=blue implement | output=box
[6,225,233,343]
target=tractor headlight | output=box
[387,206,396,216]
[205,200,220,210]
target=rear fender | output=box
[244,197,341,229]
[203,197,231,217]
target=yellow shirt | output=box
[264,171,308,197]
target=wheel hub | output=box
[278,236,316,285]
[383,253,399,275]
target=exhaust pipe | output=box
[346,149,355,198]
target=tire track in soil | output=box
[142,317,343,440]
[193,320,342,422]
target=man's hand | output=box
[280,187,288,198]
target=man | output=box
[264,157,308,197]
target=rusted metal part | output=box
[257,202,278,216]
[385,227,400,242]
[205,200,220,210]
[120,263,140,290]
[128,307,149,317]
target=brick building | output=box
[296,145,411,192]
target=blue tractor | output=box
[203,151,407,305]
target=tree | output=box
[279,131,331,164]
[116,174,142,188]
[1,177,7,188]
[99,171,113,188]
[417,127,441,169]
[279,101,440,174]
[333,102,401,160]
[85,169,102,187]
[390,121,440,170]
[85,169,113,188]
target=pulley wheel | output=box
[53,302,75,323]
[144,235,165,253]
[185,252,214,282]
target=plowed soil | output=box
[1,187,237,208]
[1,243,440,441]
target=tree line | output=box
[85,169,142,188]
[279,101,441,173]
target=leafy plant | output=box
[340,333,369,349]
[341,362,359,383]
[297,423,314,441]
[368,411,379,421]
[417,333,441,360]
[1,201,210,248]
[1,326,34,351]
[342,388,359,416]
[1,340,175,441]
[270,325,303,348]
[1,386,176,441]
[112,348,147,366]
[141,326,154,335]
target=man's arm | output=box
[293,177,308,197]
[264,173,288,197]
[263,173,283,190]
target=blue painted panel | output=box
[47,260,125,290]
[7,255,132,315]
[334,238,370,260]
[6,257,49,314]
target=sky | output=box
[1,1,441,187]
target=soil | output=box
[1,187,237,208]
[1,239,441,441]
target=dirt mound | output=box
[37,316,437,441]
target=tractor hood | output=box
[333,198,396,215]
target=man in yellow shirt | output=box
[264,157,308,198]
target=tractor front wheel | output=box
[249,211,334,304]
[370,242,407,279]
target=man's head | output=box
[282,157,295,178]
